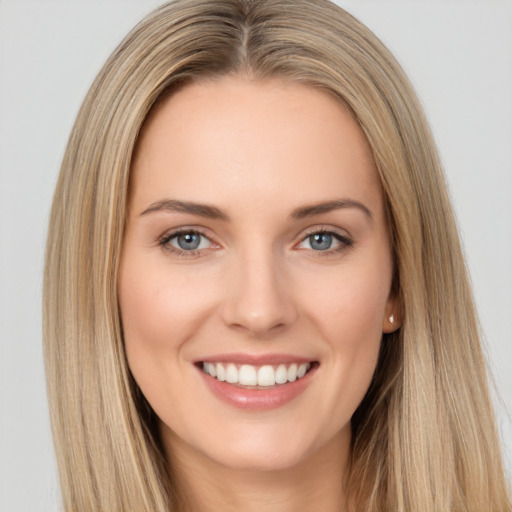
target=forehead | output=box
[129,76,383,216]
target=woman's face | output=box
[119,76,397,472]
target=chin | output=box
[211,441,310,472]
[161,415,326,473]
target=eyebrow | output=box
[140,199,229,220]
[140,198,372,221]
[290,199,373,220]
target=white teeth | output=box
[297,363,308,378]
[202,361,312,387]
[275,364,288,384]
[207,363,216,377]
[216,363,226,381]
[287,363,298,382]
[257,365,275,386]
[226,363,238,384]
[239,365,257,385]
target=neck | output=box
[164,429,351,512]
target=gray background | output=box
[1,1,510,510]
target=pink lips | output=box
[195,354,318,411]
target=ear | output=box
[382,293,401,333]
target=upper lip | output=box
[196,353,317,366]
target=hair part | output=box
[44,0,511,510]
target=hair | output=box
[43,0,511,510]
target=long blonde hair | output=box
[43,0,511,510]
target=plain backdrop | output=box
[1,1,511,510]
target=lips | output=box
[195,355,318,410]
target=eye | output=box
[307,232,335,251]
[297,229,353,254]
[158,229,215,256]
[171,232,208,251]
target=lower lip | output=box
[197,364,317,411]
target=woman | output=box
[43,0,511,510]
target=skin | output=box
[118,75,398,512]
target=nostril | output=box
[227,319,288,338]
[220,270,299,335]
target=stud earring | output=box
[389,314,395,324]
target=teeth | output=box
[202,362,311,387]
[287,363,298,382]
[257,365,275,386]
[216,363,226,381]
[275,364,288,384]
[297,363,307,378]
[239,365,257,385]
[226,363,238,384]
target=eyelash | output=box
[158,229,212,258]
[158,227,354,258]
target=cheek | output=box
[299,260,391,415]
[303,261,390,344]
[120,256,207,341]
[117,254,217,385]
[323,280,384,376]
[117,256,219,433]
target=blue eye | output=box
[309,232,333,251]
[159,230,212,254]
[174,232,202,250]
[298,230,353,253]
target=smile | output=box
[201,362,312,387]
[196,357,319,410]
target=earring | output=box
[389,314,394,324]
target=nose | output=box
[220,246,298,337]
